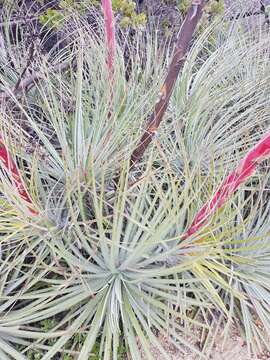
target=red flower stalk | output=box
[0,136,38,215]
[101,0,116,83]
[184,132,270,239]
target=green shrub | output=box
[39,0,87,28]
[178,0,225,19]
[112,0,146,28]
[39,8,66,29]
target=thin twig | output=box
[13,39,36,92]
[0,60,73,103]
[0,16,40,28]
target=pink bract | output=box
[184,132,270,238]
[101,0,116,82]
[0,137,37,215]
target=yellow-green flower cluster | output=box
[112,0,146,28]
[39,0,146,29]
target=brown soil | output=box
[140,327,270,360]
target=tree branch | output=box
[130,0,208,167]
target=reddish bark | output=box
[131,1,207,166]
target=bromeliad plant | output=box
[0,1,270,359]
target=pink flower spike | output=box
[184,131,270,239]
[101,0,116,83]
[0,137,38,215]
